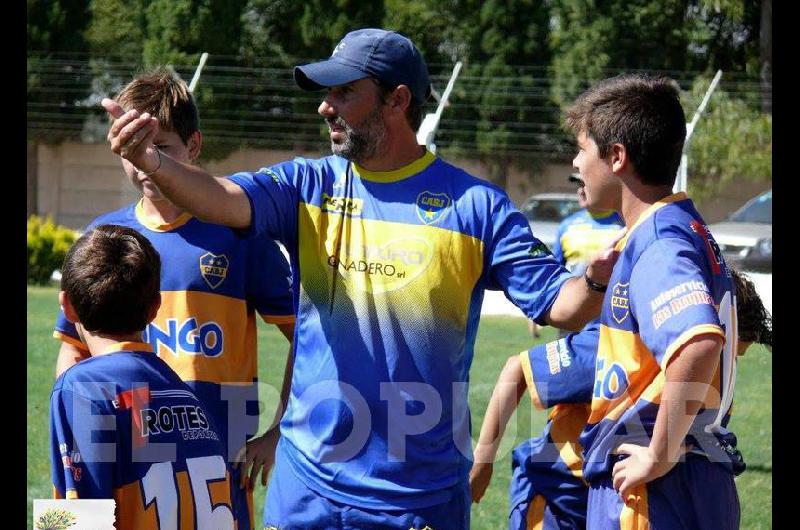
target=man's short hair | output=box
[116,67,199,145]
[61,225,160,335]
[377,82,425,132]
[731,268,772,348]
[565,74,686,186]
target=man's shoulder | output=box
[431,157,512,205]
[89,203,137,229]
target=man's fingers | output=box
[101,98,125,119]
[615,443,635,456]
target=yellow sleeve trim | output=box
[261,314,296,325]
[519,351,545,410]
[661,324,725,370]
[53,331,89,351]
[66,489,79,500]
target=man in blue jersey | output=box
[51,224,238,529]
[563,74,741,528]
[54,68,295,530]
[100,29,616,529]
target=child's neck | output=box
[83,330,147,357]
[140,197,185,225]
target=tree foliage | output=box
[683,75,771,201]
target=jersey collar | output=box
[101,341,154,355]
[352,150,436,183]
[615,192,688,251]
[135,199,193,232]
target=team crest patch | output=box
[199,253,229,289]
[416,191,451,225]
[610,282,630,324]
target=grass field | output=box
[27,285,771,528]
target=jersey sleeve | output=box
[226,160,303,247]
[519,325,598,409]
[50,388,115,499]
[484,197,572,325]
[551,221,566,266]
[53,309,88,351]
[247,235,296,325]
[629,237,726,369]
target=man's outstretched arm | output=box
[102,98,251,229]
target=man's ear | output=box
[387,85,412,118]
[187,130,203,162]
[609,143,629,174]
[147,293,162,322]
[59,291,80,324]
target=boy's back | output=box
[51,341,235,529]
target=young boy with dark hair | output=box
[51,225,238,529]
[472,73,749,529]
[471,266,771,529]
[52,68,295,529]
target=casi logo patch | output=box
[416,191,452,225]
[199,253,228,289]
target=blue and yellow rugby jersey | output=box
[50,342,238,529]
[552,210,624,273]
[53,200,295,453]
[227,150,573,509]
[510,325,598,527]
[579,192,737,483]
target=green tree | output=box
[682,76,771,201]
[471,0,552,188]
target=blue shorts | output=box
[586,455,739,530]
[509,494,584,530]
[263,447,470,529]
[230,465,255,530]
[508,437,588,530]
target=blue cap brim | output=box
[294,60,369,91]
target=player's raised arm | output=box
[101,98,251,229]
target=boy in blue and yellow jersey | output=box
[469,267,771,529]
[101,29,618,529]
[564,74,740,529]
[51,224,239,529]
[53,69,295,530]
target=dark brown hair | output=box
[116,67,199,145]
[732,268,772,348]
[564,74,686,186]
[61,225,160,335]
[377,81,425,132]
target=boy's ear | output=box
[59,291,80,324]
[147,293,162,322]
[609,143,629,174]
[187,130,203,161]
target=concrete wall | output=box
[31,142,768,229]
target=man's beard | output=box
[327,106,387,163]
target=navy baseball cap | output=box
[294,28,431,103]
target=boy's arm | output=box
[470,355,528,503]
[102,99,251,229]
[612,333,724,498]
[236,324,295,489]
[55,342,90,377]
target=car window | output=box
[729,191,771,224]
[521,199,581,222]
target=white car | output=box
[708,189,772,272]
[519,193,582,251]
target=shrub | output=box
[27,216,78,285]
